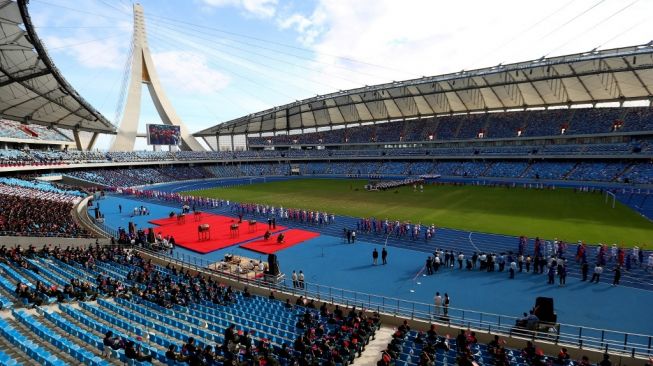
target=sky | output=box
[28,0,653,150]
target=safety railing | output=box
[76,194,121,239]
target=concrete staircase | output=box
[358,325,395,366]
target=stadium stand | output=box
[68,166,215,187]
[0,240,641,365]
[246,107,653,146]
[0,178,87,237]
[0,244,382,365]
[2,3,653,365]
[56,159,653,187]
[0,134,650,169]
[0,119,72,142]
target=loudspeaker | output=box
[266,254,280,276]
[534,297,556,323]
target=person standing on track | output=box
[382,247,388,265]
[591,264,603,283]
[434,292,442,316]
[612,265,621,286]
[292,271,298,288]
[509,260,517,279]
[558,262,567,286]
[298,271,305,289]
[372,248,379,265]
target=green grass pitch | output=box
[183,178,653,247]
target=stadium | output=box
[0,0,652,365]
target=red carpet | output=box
[149,214,285,254]
[239,229,320,254]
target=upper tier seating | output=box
[248,107,653,146]
[0,119,72,142]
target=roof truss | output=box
[197,44,653,136]
[0,0,114,133]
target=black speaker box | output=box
[266,254,280,276]
[535,297,556,323]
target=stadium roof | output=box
[196,43,653,137]
[0,0,114,133]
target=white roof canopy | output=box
[196,43,653,136]
[0,0,114,133]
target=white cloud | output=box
[152,50,231,94]
[277,12,323,45]
[278,13,311,32]
[45,35,125,70]
[280,0,653,92]
[202,0,278,18]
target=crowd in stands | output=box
[0,141,650,171]
[68,166,213,186]
[0,243,383,365]
[0,241,634,366]
[0,107,651,170]
[0,178,88,237]
[0,177,84,196]
[52,159,653,188]
[248,107,653,145]
[0,119,72,142]
[380,323,622,366]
